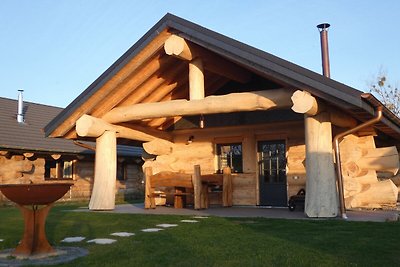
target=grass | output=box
[0,203,399,266]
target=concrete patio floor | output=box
[86,203,400,222]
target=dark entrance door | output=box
[258,140,287,206]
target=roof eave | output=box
[44,13,176,137]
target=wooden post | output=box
[189,58,204,100]
[201,183,209,209]
[89,130,117,210]
[304,112,339,217]
[222,167,233,207]
[174,187,185,208]
[144,167,155,209]
[193,165,202,210]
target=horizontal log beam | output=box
[164,34,252,83]
[291,90,358,128]
[102,89,293,124]
[76,114,173,142]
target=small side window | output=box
[45,159,74,180]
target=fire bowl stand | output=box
[13,204,55,257]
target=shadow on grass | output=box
[228,217,400,266]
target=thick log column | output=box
[304,112,339,217]
[89,130,117,210]
[292,90,341,217]
[189,57,204,100]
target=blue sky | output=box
[0,0,399,107]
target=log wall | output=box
[339,134,399,209]
[0,153,143,204]
[142,121,306,206]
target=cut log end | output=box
[291,90,318,115]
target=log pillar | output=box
[189,58,204,100]
[89,130,117,210]
[304,112,339,217]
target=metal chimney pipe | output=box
[317,23,331,78]
[17,89,24,123]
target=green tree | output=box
[369,71,399,117]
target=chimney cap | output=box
[317,23,330,31]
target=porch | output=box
[94,203,400,222]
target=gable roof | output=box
[0,97,143,156]
[44,13,400,140]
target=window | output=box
[45,160,74,179]
[216,143,243,173]
[117,161,127,181]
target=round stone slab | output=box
[156,224,178,228]
[61,236,86,243]
[110,232,135,237]
[141,228,164,232]
[193,216,209,219]
[180,219,199,223]
[87,238,117,244]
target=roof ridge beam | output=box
[164,34,252,84]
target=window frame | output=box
[215,142,243,174]
[44,158,74,180]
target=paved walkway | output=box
[86,203,399,222]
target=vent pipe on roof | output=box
[317,23,331,78]
[17,89,24,124]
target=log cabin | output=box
[0,94,144,204]
[44,14,400,217]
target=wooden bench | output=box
[144,167,202,209]
[144,165,232,210]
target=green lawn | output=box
[0,203,399,266]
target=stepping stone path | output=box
[0,239,3,242]
[110,232,135,237]
[61,236,86,243]
[87,238,117,244]
[57,216,209,247]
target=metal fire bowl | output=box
[0,183,74,206]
